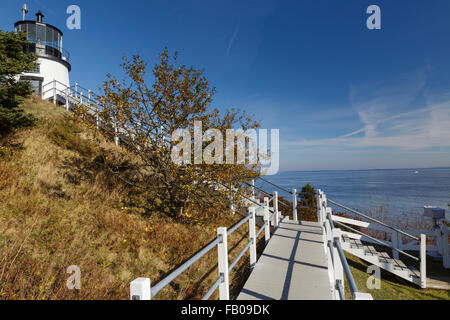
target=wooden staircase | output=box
[341,235,422,286]
[316,189,427,289]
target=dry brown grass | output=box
[0,97,257,300]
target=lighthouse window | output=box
[27,24,36,42]
[46,27,57,48]
[36,24,45,44]
[30,80,41,94]
[19,76,43,95]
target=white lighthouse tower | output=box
[15,7,71,101]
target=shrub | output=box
[0,30,37,133]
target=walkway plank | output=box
[237,219,332,300]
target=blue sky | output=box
[2,0,450,172]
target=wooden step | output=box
[378,251,394,264]
[350,239,363,249]
[407,266,420,278]
[363,246,378,256]
[341,241,419,286]
[378,251,391,259]
[392,259,409,271]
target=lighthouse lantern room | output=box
[15,7,71,101]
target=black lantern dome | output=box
[35,10,44,22]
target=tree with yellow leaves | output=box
[94,48,260,220]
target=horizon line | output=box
[274,166,450,175]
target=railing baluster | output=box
[217,227,229,300]
[264,197,270,243]
[326,239,335,298]
[249,207,257,269]
[251,179,255,200]
[324,207,332,254]
[316,189,322,223]
[274,191,279,228]
[114,125,119,146]
[392,231,400,260]
[321,191,327,223]
[420,233,427,289]
[53,80,56,105]
[96,105,99,128]
[65,87,69,110]
[442,223,450,269]
[292,188,298,221]
[332,228,344,300]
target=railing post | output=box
[130,277,151,300]
[53,79,56,105]
[292,188,298,221]
[332,228,344,300]
[441,222,450,269]
[95,105,99,128]
[325,215,335,298]
[248,207,257,269]
[88,89,91,106]
[326,209,333,244]
[420,233,427,289]
[65,87,69,110]
[75,83,78,98]
[264,197,270,243]
[321,191,327,223]
[230,188,235,215]
[316,189,322,223]
[435,224,443,255]
[217,227,230,300]
[324,207,332,253]
[326,239,335,298]
[114,125,119,146]
[251,179,255,200]
[392,231,400,260]
[80,92,83,105]
[274,191,279,228]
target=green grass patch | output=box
[344,252,450,300]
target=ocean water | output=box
[258,167,450,219]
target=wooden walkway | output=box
[237,218,333,300]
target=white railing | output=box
[131,180,439,300]
[317,190,373,300]
[317,190,428,289]
[130,195,282,300]
[130,183,375,300]
[249,178,316,220]
[399,222,449,269]
[41,80,124,146]
[42,80,100,113]
[250,179,373,300]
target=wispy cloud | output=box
[292,68,450,151]
[226,24,239,57]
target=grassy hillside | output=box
[0,97,254,300]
